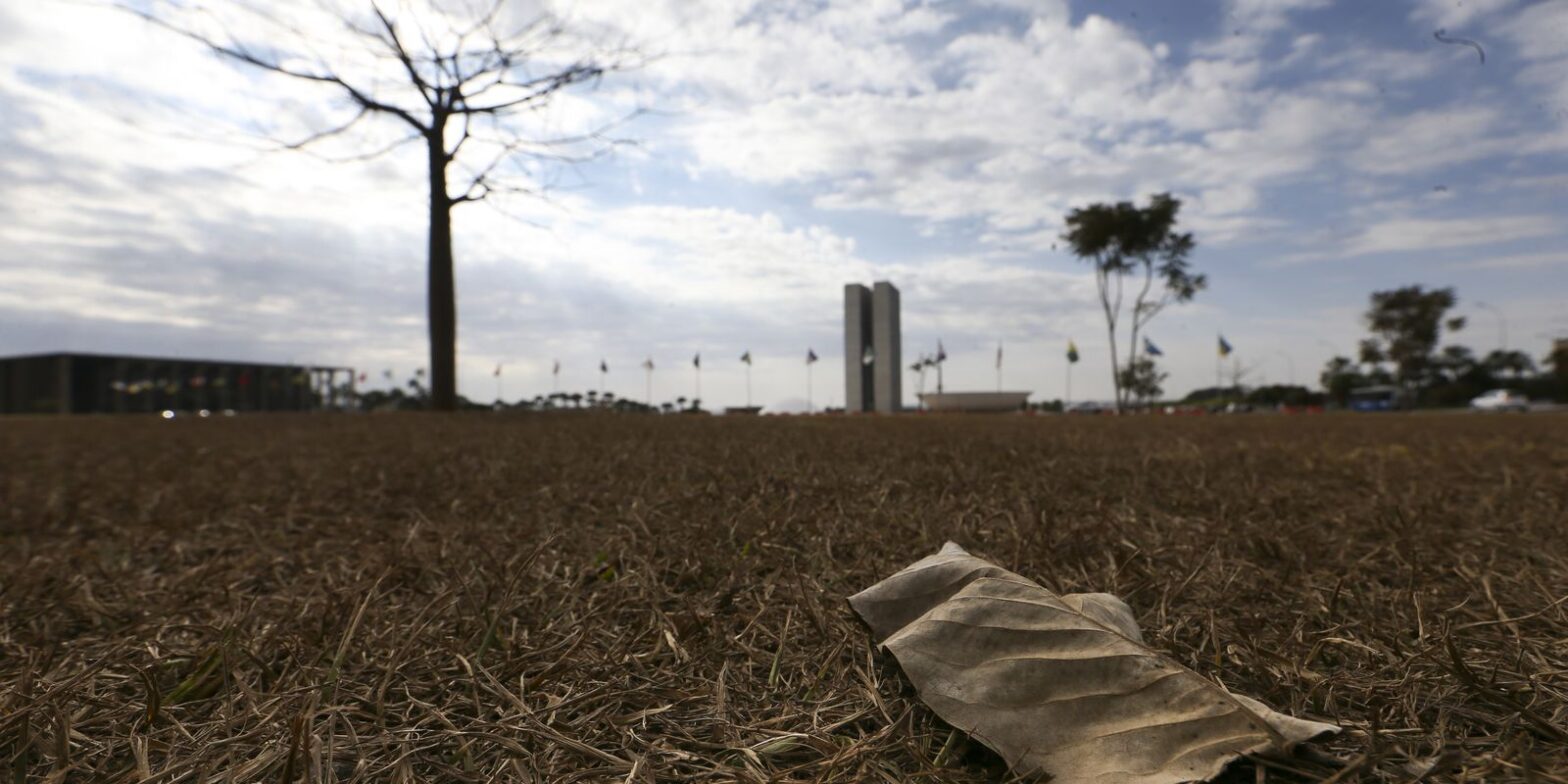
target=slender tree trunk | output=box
[1126,323,1140,409]
[1126,262,1152,409]
[1096,264,1123,411]
[426,124,457,411]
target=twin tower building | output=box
[844,282,902,413]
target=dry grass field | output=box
[3,412,1567,782]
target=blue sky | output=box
[1,0,1565,409]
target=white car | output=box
[1470,389,1529,412]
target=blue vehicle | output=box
[1348,385,1405,412]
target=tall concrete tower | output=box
[843,280,902,413]
[872,282,901,413]
[843,284,874,413]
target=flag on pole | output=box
[935,340,947,362]
[805,349,818,413]
[1067,341,1080,363]
[740,351,751,365]
[1144,337,1164,357]
[494,364,502,377]
[383,369,393,381]
[642,357,654,371]
[693,353,701,369]
[601,359,608,373]
[1218,335,1233,357]
[357,372,367,383]
[552,360,560,376]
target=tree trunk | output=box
[1096,265,1123,412]
[1126,262,1153,410]
[426,126,457,411]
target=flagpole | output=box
[1066,361,1072,408]
[807,362,813,414]
[746,364,752,408]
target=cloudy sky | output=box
[2,0,1566,409]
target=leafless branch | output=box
[446,107,645,208]
[122,4,429,131]
[368,4,436,108]
[126,0,652,213]
[282,104,370,151]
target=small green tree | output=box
[1436,345,1481,384]
[1117,357,1167,405]
[1062,193,1203,410]
[1483,349,1536,379]
[1544,341,1568,401]
[1320,355,1364,406]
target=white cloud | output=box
[675,6,1390,250]
[1196,0,1332,59]
[1445,251,1568,270]
[1351,106,1506,174]
[1408,0,1516,30]
[1346,215,1561,255]
[1487,1,1567,60]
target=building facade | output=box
[0,352,354,415]
[844,284,874,412]
[843,281,902,413]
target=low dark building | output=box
[0,352,355,415]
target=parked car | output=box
[1470,389,1529,412]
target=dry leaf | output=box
[849,542,1336,784]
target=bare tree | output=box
[129,1,644,410]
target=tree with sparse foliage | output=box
[1319,355,1365,406]
[1062,193,1203,411]
[1482,349,1536,379]
[1362,285,1465,390]
[1117,357,1167,405]
[130,1,644,410]
[1548,342,1568,387]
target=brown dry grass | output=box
[2,413,1566,782]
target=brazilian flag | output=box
[1067,341,1080,363]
